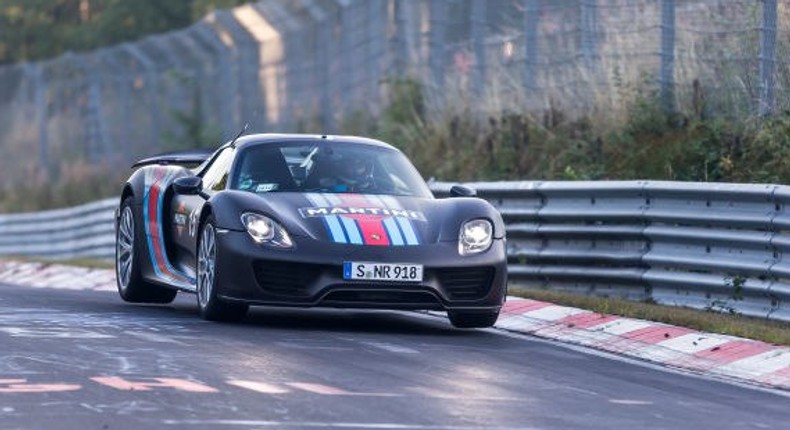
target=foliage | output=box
[368,78,790,185]
[11,76,790,212]
[0,161,126,212]
[163,74,221,152]
[0,0,254,65]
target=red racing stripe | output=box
[147,170,170,275]
[338,194,391,246]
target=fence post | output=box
[367,0,386,110]
[191,24,236,140]
[429,0,447,96]
[580,0,597,68]
[339,3,353,118]
[660,0,675,112]
[27,64,50,176]
[759,0,777,117]
[471,0,487,96]
[85,67,108,163]
[523,0,540,91]
[319,21,334,132]
[98,50,131,161]
[392,0,410,76]
[123,44,162,150]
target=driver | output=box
[321,153,375,192]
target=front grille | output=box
[253,260,327,297]
[321,289,441,307]
[436,267,495,301]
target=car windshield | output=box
[231,142,433,198]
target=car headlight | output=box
[241,213,293,248]
[458,219,493,256]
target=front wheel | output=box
[196,217,248,322]
[116,197,177,304]
[447,311,499,329]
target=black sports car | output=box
[115,134,507,328]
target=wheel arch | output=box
[199,203,214,231]
[120,184,134,206]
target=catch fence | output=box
[0,1,787,185]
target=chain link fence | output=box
[0,0,786,186]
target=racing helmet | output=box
[337,152,374,189]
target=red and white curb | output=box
[0,260,116,292]
[493,297,790,391]
[2,260,789,392]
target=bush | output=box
[369,78,761,185]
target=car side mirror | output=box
[173,176,208,199]
[450,184,477,198]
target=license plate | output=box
[343,262,423,282]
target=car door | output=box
[170,147,235,272]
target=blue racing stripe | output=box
[307,193,344,244]
[340,217,363,244]
[383,217,405,246]
[396,217,419,245]
[325,216,348,244]
[322,193,342,205]
[155,171,195,285]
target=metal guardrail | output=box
[432,181,790,322]
[2,181,789,321]
[0,198,116,261]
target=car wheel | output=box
[447,311,499,329]
[196,216,248,322]
[116,197,177,304]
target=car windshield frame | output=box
[229,141,433,198]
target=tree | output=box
[0,0,253,65]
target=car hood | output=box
[211,191,504,246]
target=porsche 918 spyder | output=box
[115,134,507,328]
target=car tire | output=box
[447,311,499,329]
[196,216,249,322]
[115,197,178,304]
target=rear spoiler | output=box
[132,149,213,168]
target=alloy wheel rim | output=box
[197,224,216,308]
[116,206,135,290]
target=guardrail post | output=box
[759,0,777,117]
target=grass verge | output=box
[512,288,790,348]
[3,256,113,270]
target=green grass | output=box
[5,256,113,270]
[512,288,790,347]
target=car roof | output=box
[231,133,398,151]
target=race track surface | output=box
[0,283,787,430]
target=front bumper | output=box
[214,230,507,312]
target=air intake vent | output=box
[436,267,495,301]
[253,260,326,297]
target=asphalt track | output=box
[0,283,788,430]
